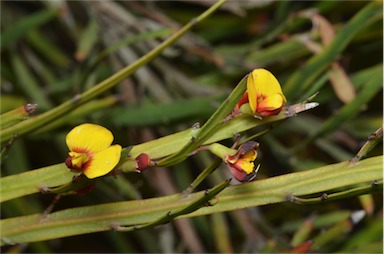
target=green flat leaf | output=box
[284,1,382,100]
[1,156,381,245]
[0,164,75,203]
[1,9,58,50]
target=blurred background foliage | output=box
[1,0,382,253]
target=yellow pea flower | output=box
[209,141,260,182]
[236,69,287,117]
[225,141,260,182]
[65,123,122,179]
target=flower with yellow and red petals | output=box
[236,68,287,117]
[224,141,260,182]
[65,123,122,179]
[209,141,260,182]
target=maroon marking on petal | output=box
[258,106,283,116]
[71,147,89,153]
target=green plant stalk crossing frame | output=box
[284,1,382,99]
[1,155,381,245]
[0,101,315,203]
[0,0,227,143]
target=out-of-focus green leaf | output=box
[10,54,53,111]
[307,67,382,141]
[110,96,224,127]
[26,29,70,68]
[284,1,381,100]
[75,20,99,62]
[1,9,58,50]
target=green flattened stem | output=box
[114,179,230,232]
[0,103,38,129]
[0,100,319,202]
[0,156,381,245]
[0,0,227,143]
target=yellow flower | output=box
[65,123,122,179]
[224,141,260,182]
[235,69,287,117]
[247,68,287,116]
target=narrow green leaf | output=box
[1,9,58,50]
[10,54,54,110]
[26,29,70,68]
[0,0,228,143]
[307,68,382,142]
[110,96,224,127]
[284,1,381,100]
[75,20,99,62]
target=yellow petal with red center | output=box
[66,123,114,153]
[233,150,257,174]
[257,93,284,113]
[247,69,286,113]
[83,144,122,179]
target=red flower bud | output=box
[135,153,151,171]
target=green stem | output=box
[0,101,319,203]
[350,126,383,164]
[0,0,227,143]
[115,179,230,231]
[1,156,381,245]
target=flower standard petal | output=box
[247,68,287,115]
[247,71,258,113]
[83,144,122,179]
[66,123,114,153]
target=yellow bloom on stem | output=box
[224,141,260,182]
[65,123,122,179]
[247,68,287,116]
[235,69,287,117]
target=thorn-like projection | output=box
[24,103,38,115]
[320,193,328,201]
[39,184,50,194]
[285,193,298,202]
[371,180,378,187]
[192,122,200,130]
[303,91,320,103]
[71,94,81,104]
[190,17,198,25]
[286,102,319,117]
[110,223,120,232]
